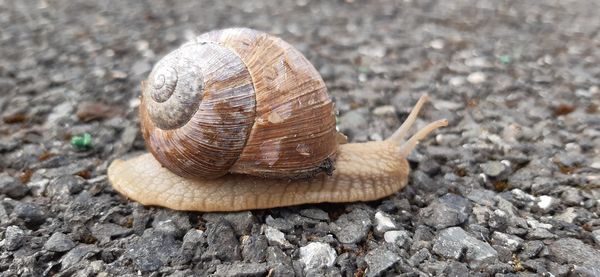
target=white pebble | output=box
[449,76,465,86]
[467,72,486,84]
[536,195,555,210]
[429,39,445,49]
[299,242,337,270]
[372,105,396,116]
[375,211,396,233]
[264,225,293,249]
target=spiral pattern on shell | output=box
[140,28,338,179]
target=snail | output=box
[107,28,447,212]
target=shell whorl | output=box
[141,42,256,179]
[144,45,205,130]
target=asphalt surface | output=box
[1,0,599,276]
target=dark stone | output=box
[202,220,240,262]
[265,215,294,232]
[12,201,46,228]
[330,209,372,244]
[419,193,472,229]
[60,244,100,269]
[44,232,76,252]
[178,229,204,264]
[443,261,469,277]
[336,252,357,276]
[45,175,85,200]
[521,259,547,273]
[0,173,29,199]
[488,209,509,231]
[152,209,191,238]
[132,204,151,235]
[491,231,523,252]
[268,264,295,277]
[299,208,330,221]
[548,238,600,272]
[408,248,430,266]
[203,211,256,236]
[126,229,180,272]
[214,262,268,277]
[412,225,435,242]
[526,228,557,240]
[90,222,132,245]
[465,188,496,206]
[241,235,268,263]
[432,227,497,267]
[266,246,291,266]
[4,225,25,251]
[364,247,400,277]
[519,240,544,260]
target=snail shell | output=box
[140,28,338,179]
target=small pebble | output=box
[467,72,486,84]
[429,39,445,49]
[408,248,431,266]
[491,231,523,251]
[535,195,557,213]
[214,262,268,277]
[264,225,293,249]
[241,235,268,263]
[591,230,600,246]
[519,240,545,259]
[372,105,396,116]
[44,232,76,252]
[527,228,557,240]
[3,225,25,251]
[364,247,400,277]
[554,207,578,224]
[298,242,337,271]
[432,227,498,267]
[481,161,507,177]
[12,202,46,228]
[548,238,600,270]
[299,208,329,221]
[330,209,371,244]
[374,211,396,234]
[203,211,255,236]
[383,230,411,247]
[202,220,240,262]
[0,173,29,199]
[60,245,100,270]
[419,193,472,229]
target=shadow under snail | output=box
[107,28,448,212]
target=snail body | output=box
[108,28,447,212]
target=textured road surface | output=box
[1,0,599,276]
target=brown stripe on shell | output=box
[141,42,256,179]
[197,28,339,178]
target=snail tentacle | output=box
[396,119,448,158]
[387,94,429,144]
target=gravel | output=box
[418,193,472,229]
[2,225,25,251]
[264,225,293,249]
[298,242,337,272]
[364,247,401,277]
[330,208,372,244]
[432,227,498,268]
[1,0,599,275]
[44,232,76,252]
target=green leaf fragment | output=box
[71,133,92,150]
[499,55,511,64]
